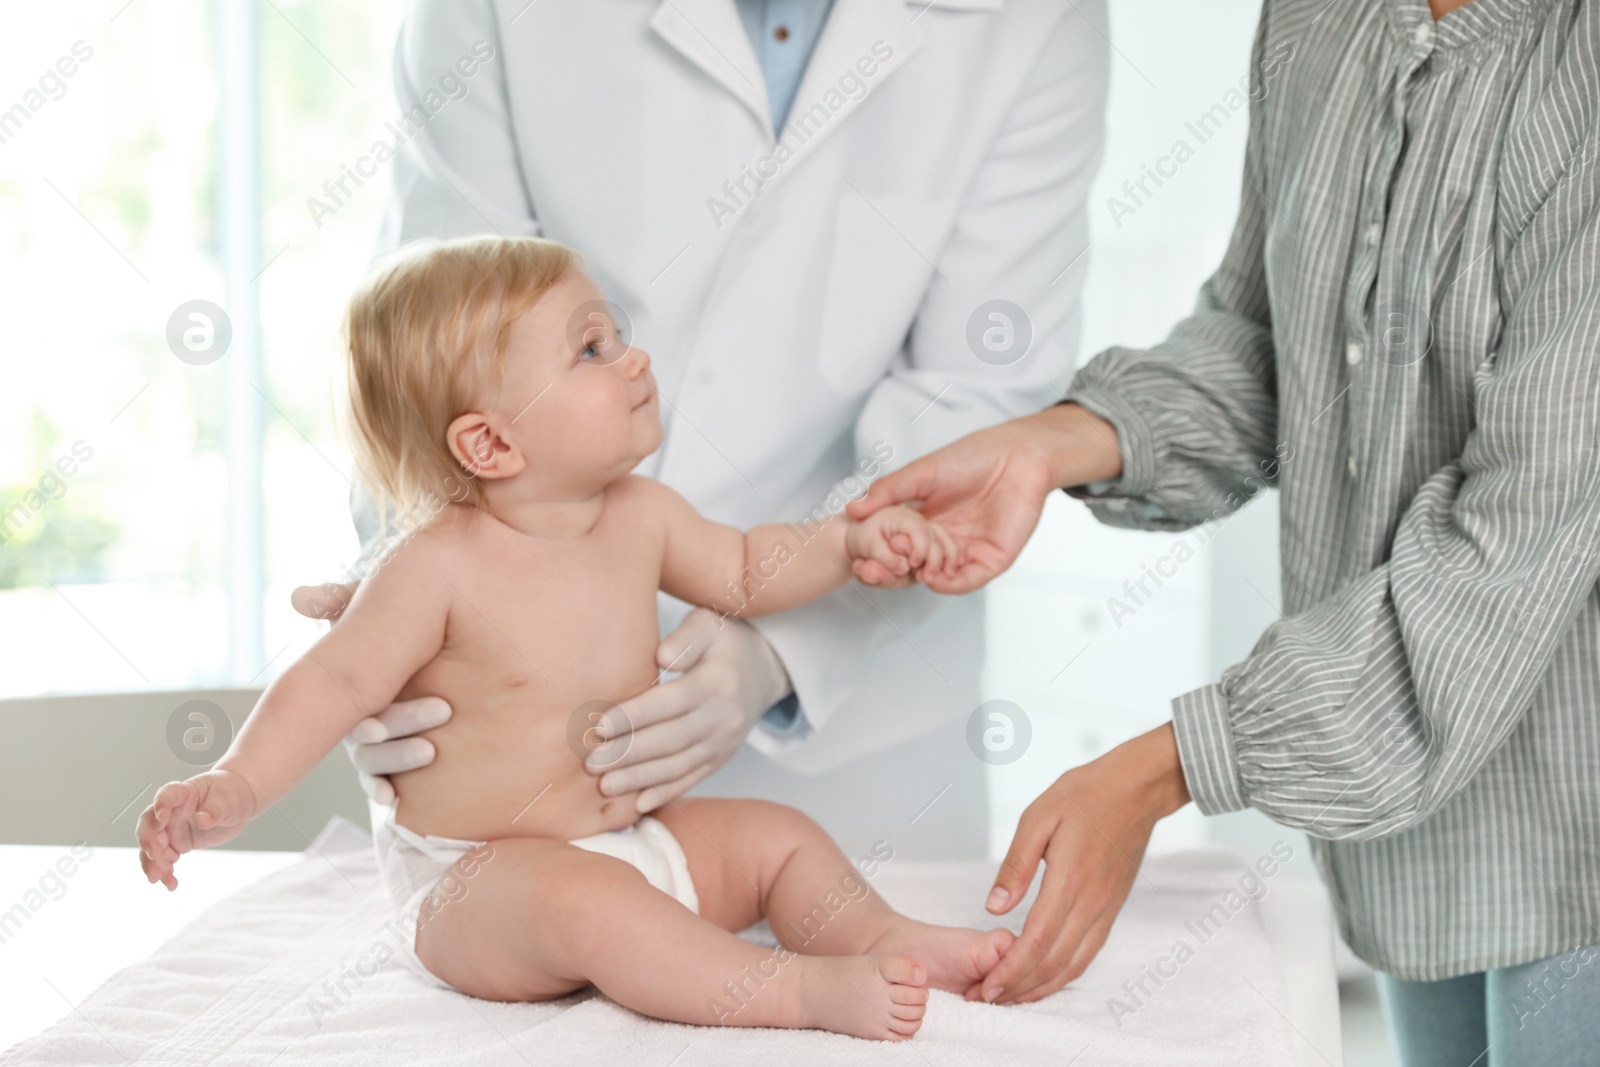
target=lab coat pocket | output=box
[818,190,951,395]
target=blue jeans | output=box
[1379,943,1600,1067]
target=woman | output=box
[852,0,1600,1062]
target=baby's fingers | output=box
[864,533,913,576]
[136,824,177,890]
[148,780,201,851]
[888,527,930,569]
[852,558,914,589]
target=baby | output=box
[136,236,1013,1041]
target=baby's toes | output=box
[973,928,1016,977]
[890,981,929,1007]
[890,1000,926,1023]
[879,955,928,994]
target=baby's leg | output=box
[413,837,925,1040]
[655,799,1014,995]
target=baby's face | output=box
[493,271,662,491]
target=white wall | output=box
[981,0,1284,860]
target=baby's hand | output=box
[846,505,960,587]
[136,770,257,891]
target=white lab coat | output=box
[380,0,1106,856]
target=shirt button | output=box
[1366,223,1382,247]
[1414,21,1432,46]
[774,25,790,42]
[1346,342,1364,366]
[1347,455,1359,478]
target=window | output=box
[0,1,401,696]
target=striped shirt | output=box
[1066,0,1600,980]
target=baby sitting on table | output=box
[135,236,1014,1041]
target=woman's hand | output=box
[847,403,1123,594]
[973,723,1191,1004]
[587,608,791,813]
[291,580,452,804]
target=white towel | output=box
[2,820,1294,1066]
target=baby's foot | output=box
[791,954,928,1041]
[868,919,1015,995]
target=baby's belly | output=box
[389,692,645,843]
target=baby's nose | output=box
[624,344,652,377]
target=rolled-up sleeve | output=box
[1177,149,1600,838]
[1065,15,1281,532]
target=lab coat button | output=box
[1347,455,1359,478]
[1414,21,1432,46]
[1366,223,1381,247]
[1346,342,1364,366]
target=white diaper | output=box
[373,809,699,989]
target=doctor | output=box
[305,0,1108,860]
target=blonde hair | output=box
[342,235,576,518]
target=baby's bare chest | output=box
[424,526,665,707]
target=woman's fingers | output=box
[988,803,1055,914]
[979,809,1062,1001]
[1001,890,1107,1003]
[921,545,1007,595]
[847,460,936,521]
[974,727,1184,1005]
[1023,911,1116,1003]
[981,853,1072,1002]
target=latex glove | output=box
[587,607,791,814]
[290,580,452,805]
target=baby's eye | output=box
[578,328,611,362]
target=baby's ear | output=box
[446,412,526,481]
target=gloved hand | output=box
[587,607,792,813]
[342,696,452,804]
[291,581,452,805]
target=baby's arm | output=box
[137,535,453,889]
[639,478,956,619]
